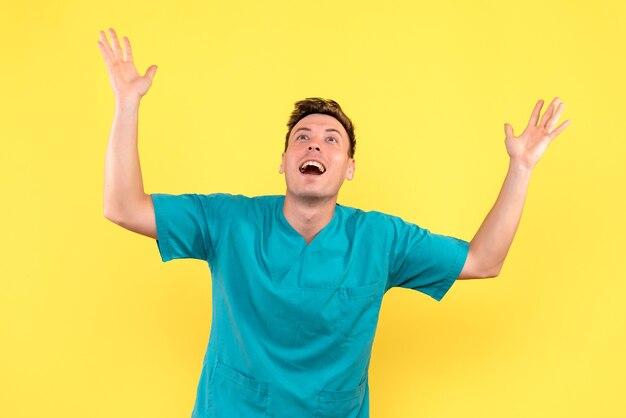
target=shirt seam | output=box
[433,239,467,301]
[152,194,175,262]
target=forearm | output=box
[470,160,533,276]
[103,98,147,220]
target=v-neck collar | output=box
[276,195,340,247]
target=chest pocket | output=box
[208,360,269,417]
[338,282,384,340]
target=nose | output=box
[307,135,322,152]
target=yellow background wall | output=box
[1,1,624,417]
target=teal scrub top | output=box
[151,193,470,418]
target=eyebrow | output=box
[294,127,343,138]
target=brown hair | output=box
[284,97,356,158]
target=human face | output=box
[279,113,355,202]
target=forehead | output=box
[292,113,347,135]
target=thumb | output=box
[144,65,158,80]
[504,123,514,138]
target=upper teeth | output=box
[300,160,326,173]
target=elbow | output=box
[103,196,117,222]
[103,206,112,221]
[103,207,122,224]
[103,211,116,224]
[484,265,502,278]
[103,199,130,224]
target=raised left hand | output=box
[504,97,571,171]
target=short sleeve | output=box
[387,217,470,301]
[151,193,234,263]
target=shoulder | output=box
[336,202,410,233]
[168,193,276,220]
[194,193,279,206]
[334,204,418,262]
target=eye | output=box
[296,134,308,141]
[326,137,337,143]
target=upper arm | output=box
[150,193,237,263]
[386,216,471,300]
[104,193,157,240]
[457,243,496,279]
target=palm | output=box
[110,60,151,98]
[97,28,157,101]
[504,97,571,171]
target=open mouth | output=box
[299,160,326,175]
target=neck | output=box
[282,192,337,244]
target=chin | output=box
[287,187,338,201]
[284,176,343,201]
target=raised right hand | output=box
[97,28,157,103]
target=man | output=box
[98,28,571,418]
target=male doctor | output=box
[99,27,571,418]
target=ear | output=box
[345,158,355,180]
[279,152,285,174]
